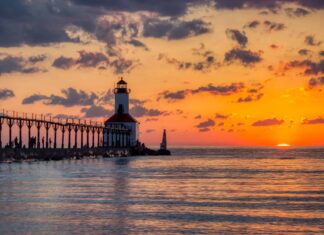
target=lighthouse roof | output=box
[117,78,127,85]
[105,113,137,123]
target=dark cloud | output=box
[22,94,49,104]
[0,0,322,49]
[0,56,41,75]
[97,90,114,105]
[76,51,109,68]
[195,115,202,119]
[127,39,149,50]
[52,51,108,69]
[159,52,219,72]
[23,88,98,107]
[320,51,324,57]
[245,20,285,31]
[270,44,279,49]
[237,93,264,103]
[143,19,210,40]
[302,117,324,125]
[52,56,75,70]
[214,0,324,10]
[46,88,98,107]
[252,118,284,126]
[0,89,15,100]
[53,114,80,119]
[263,20,285,31]
[285,7,311,17]
[52,51,137,74]
[158,90,186,101]
[215,113,230,119]
[226,29,248,47]
[130,99,147,106]
[158,83,245,102]
[308,76,324,89]
[305,35,322,46]
[287,59,324,75]
[298,49,311,56]
[130,105,166,118]
[28,55,47,64]
[224,48,263,66]
[109,57,138,74]
[245,20,260,29]
[81,105,113,118]
[0,0,98,47]
[196,119,215,130]
[146,129,155,133]
[71,0,200,17]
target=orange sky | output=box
[0,1,323,147]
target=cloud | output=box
[46,88,98,107]
[305,35,322,46]
[286,59,324,75]
[298,49,311,56]
[263,20,285,31]
[308,76,324,89]
[53,114,80,119]
[196,119,215,131]
[285,7,311,17]
[159,52,219,72]
[146,129,155,133]
[127,39,148,50]
[214,0,324,10]
[158,82,245,102]
[97,90,114,105]
[130,105,167,118]
[52,56,76,70]
[22,88,98,107]
[71,0,200,17]
[0,0,95,47]
[215,113,230,119]
[252,118,284,126]
[224,48,263,66]
[52,51,108,69]
[143,18,211,40]
[302,117,324,125]
[28,55,47,64]
[195,115,202,119]
[226,29,248,47]
[22,94,49,104]
[0,0,322,49]
[245,20,260,29]
[52,50,137,74]
[245,20,285,31]
[81,105,113,118]
[320,51,324,57]
[237,93,264,103]
[0,89,15,100]
[0,56,41,75]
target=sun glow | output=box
[277,143,291,148]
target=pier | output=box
[0,109,132,162]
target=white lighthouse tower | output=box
[105,78,139,146]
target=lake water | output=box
[0,148,323,234]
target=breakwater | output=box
[0,148,129,163]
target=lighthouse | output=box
[105,78,139,146]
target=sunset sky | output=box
[0,0,323,147]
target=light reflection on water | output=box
[0,148,324,234]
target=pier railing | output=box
[0,109,131,150]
